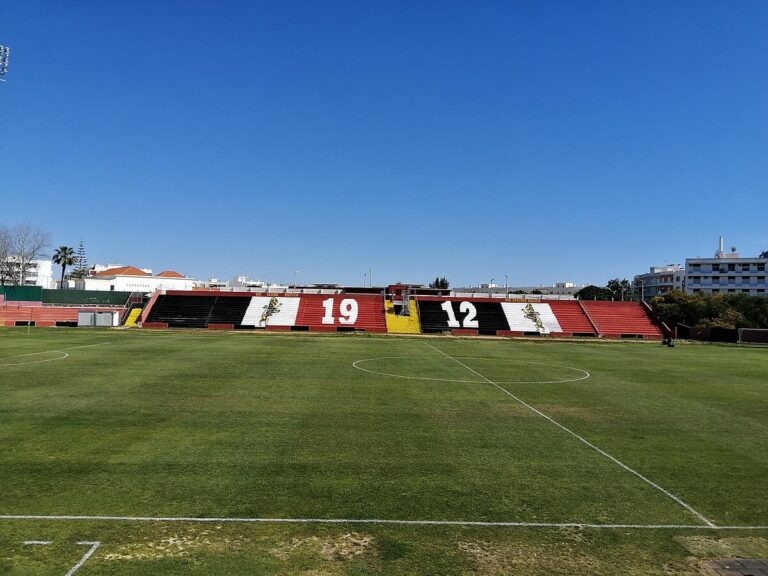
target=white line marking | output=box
[353,357,484,383]
[0,342,111,367]
[423,341,718,528]
[353,356,591,384]
[0,351,69,366]
[0,514,764,530]
[0,342,112,360]
[58,342,112,351]
[65,541,100,576]
[24,540,52,545]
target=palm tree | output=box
[52,246,76,289]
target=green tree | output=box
[606,278,634,301]
[429,277,450,289]
[575,285,613,300]
[52,246,76,289]
[705,306,746,329]
[70,239,89,279]
[650,290,768,329]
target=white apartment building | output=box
[633,265,684,300]
[685,238,768,297]
[1,258,55,288]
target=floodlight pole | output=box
[293,269,301,287]
[504,274,508,299]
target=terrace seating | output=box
[547,300,597,336]
[296,294,387,332]
[144,295,216,328]
[579,301,663,338]
[240,296,300,328]
[415,298,509,334]
[0,304,119,327]
[207,296,252,326]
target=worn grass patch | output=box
[272,532,374,562]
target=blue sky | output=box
[2,1,767,287]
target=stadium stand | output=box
[0,286,134,327]
[133,290,664,338]
[580,301,663,339]
[0,301,121,327]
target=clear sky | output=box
[2,1,767,287]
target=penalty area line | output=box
[66,541,101,576]
[0,514,765,530]
[423,341,718,529]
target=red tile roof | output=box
[92,266,150,277]
[157,270,185,278]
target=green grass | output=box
[0,328,766,574]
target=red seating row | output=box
[0,304,119,327]
[546,301,596,335]
[295,294,387,332]
[580,301,662,338]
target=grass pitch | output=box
[1,328,766,574]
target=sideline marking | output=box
[24,540,52,545]
[0,514,765,530]
[0,342,111,367]
[353,356,590,384]
[423,341,718,528]
[66,541,100,576]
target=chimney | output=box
[715,236,725,258]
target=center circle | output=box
[0,350,69,367]
[352,356,590,384]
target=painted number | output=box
[322,298,359,325]
[440,301,479,328]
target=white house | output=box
[77,265,196,292]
